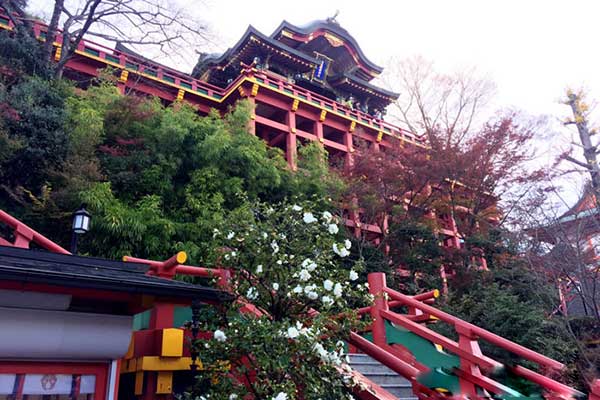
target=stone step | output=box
[348,353,416,400]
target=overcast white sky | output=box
[28,0,600,205]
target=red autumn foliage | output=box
[345,115,543,237]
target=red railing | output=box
[251,69,425,146]
[0,203,589,400]
[0,209,70,254]
[0,12,426,147]
[366,272,584,399]
[123,251,586,400]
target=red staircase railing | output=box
[124,252,586,400]
[0,210,592,399]
[0,210,70,254]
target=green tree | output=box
[189,202,370,400]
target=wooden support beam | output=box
[269,132,287,147]
[286,110,297,169]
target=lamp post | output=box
[190,299,202,374]
[70,204,91,254]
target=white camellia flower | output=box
[262,232,268,239]
[307,291,318,300]
[322,211,333,222]
[349,270,359,281]
[344,239,352,249]
[333,283,343,298]
[323,279,334,291]
[272,393,288,400]
[328,223,339,234]
[214,329,227,342]
[273,282,279,291]
[322,295,334,306]
[313,343,328,360]
[292,204,302,211]
[333,243,350,258]
[304,284,316,293]
[303,212,318,224]
[306,261,317,272]
[299,269,311,281]
[226,231,235,240]
[246,287,258,300]
[256,265,263,274]
[286,326,300,339]
[229,395,238,400]
[293,285,303,294]
[271,240,279,254]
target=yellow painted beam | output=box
[156,371,173,394]
[134,371,144,395]
[138,356,203,371]
[161,328,184,357]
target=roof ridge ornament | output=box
[326,10,340,25]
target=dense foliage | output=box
[0,26,593,395]
[190,203,370,399]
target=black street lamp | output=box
[70,204,91,254]
[190,299,202,374]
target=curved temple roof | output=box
[192,25,319,78]
[270,19,384,79]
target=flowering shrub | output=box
[187,202,372,400]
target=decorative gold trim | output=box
[176,89,185,101]
[291,99,299,111]
[319,110,327,122]
[281,29,294,38]
[119,70,129,83]
[349,121,356,132]
[251,83,259,97]
[54,45,62,61]
[323,32,344,47]
[376,131,383,143]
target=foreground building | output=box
[0,211,225,400]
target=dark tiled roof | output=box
[193,25,319,78]
[329,71,399,100]
[0,246,229,301]
[271,19,384,75]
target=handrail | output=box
[120,254,586,399]
[382,285,564,371]
[0,209,70,254]
[0,11,428,148]
[253,69,426,145]
[348,332,420,378]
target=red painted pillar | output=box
[13,225,34,248]
[315,121,324,144]
[590,380,600,400]
[247,97,256,136]
[149,303,175,329]
[286,110,297,170]
[368,272,389,348]
[456,321,482,398]
[344,130,353,170]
